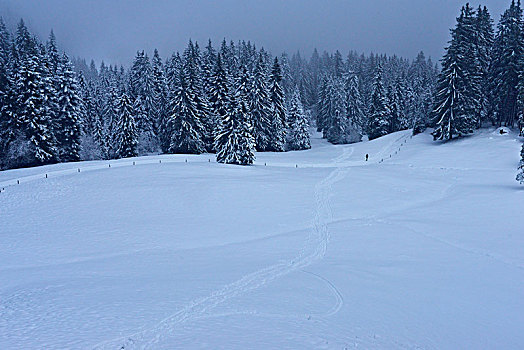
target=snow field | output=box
[1,129,523,349]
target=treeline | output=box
[315,51,438,143]
[433,1,524,140]
[73,43,438,161]
[5,1,522,171]
[0,16,437,170]
[0,20,83,169]
[0,20,309,168]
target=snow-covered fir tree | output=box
[387,79,408,133]
[209,54,230,151]
[236,65,252,107]
[458,4,484,128]
[151,49,168,150]
[432,5,480,141]
[475,6,494,126]
[250,55,272,151]
[101,68,120,158]
[129,50,157,152]
[325,77,349,143]
[367,65,391,140]
[215,91,256,165]
[202,39,216,100]
[168,66,206,154]
[343,74,364,143]
[162,52,182,152]
[55,54,83,161]
[268,57,286,151]
[490,0,524,127]
[184,40,213,152]
[432,61,467,141]
[0,17,12,168]
[14,52,58,165]
[115,92,138,158]
[316,76,329,133]
[287,87,311,150]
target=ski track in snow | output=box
[91,147,353,349]
[0,132,413,349]
[91,134,413,350]
[300,269,344,318]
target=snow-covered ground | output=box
[1,129,523,349]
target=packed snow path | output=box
[1,129,523,349]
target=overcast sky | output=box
[0,0,507,66]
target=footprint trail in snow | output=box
[92,147,354,350]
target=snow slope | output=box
[1,129,523,349]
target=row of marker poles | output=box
[378,134,412,164]
[1,155,309,193]
[1,158,186,191]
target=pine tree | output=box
[432,5,479,141]
[165,52,182,92]
[287,87,311,150]
[490,0,524,127]
[168,68,206,154]
[345,74,365,135]
[325,77,349,144]
[280,52,293,97]
[316,76,329,133]
[101,69,120,158]
[46,30,61,75]
[475,6,494,126]
[367,65,391,140]
[184,40,213,151]
[162,52,182,152]
[387,80,408,133]
[250,55,272,151]
[13,19,37,63]
[202,39,216,99]
[93,113,107,158]
[129,50,157,152]
[151,49,168,149]
[268,57,286,151]
[0,17,12,167]
[55,54,83,161]
[432,61,468,140]
[236,65,252,106]
[517,143,524,184]
[215,92,255,165]
[209,54,230,152]
[91,80,107,158]
[15,53,58,165]
[115,92,138,158]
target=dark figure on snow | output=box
[366,154,369,161]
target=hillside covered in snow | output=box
[1,129,523,349]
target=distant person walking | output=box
[365,154,369,161]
